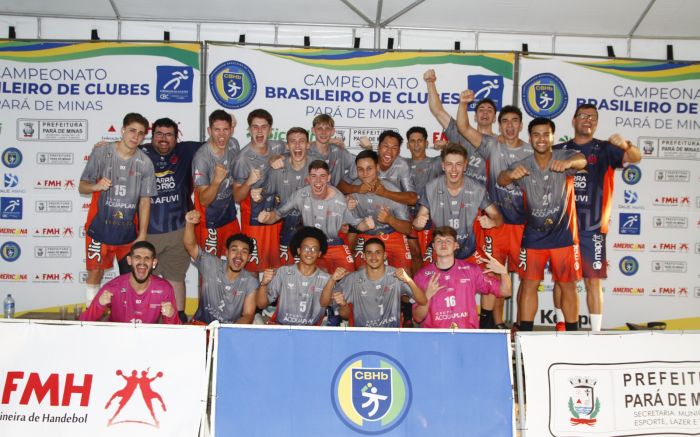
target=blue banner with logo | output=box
[213,327,513,437]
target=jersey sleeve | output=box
[232,154,250,184]
[80,146,106,183]
[477,134,497,160]
[607,141,626,169]
[139,159,157,197]
[479,189,494,211]
[192,150,212,187]
[275,190,301,218]
[79,285,110,321]
[473,269,501,298]
[266,269,283,303]
[397,160,416,192]
[161,284,182,325]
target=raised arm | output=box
[455,90,483,147]
[424,69,451,128]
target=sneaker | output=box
[555,321,566,332]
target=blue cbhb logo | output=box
[521,73,568,118]
[466,75,504,111]
[209,60,257,109]
[2,148,23,168]
[1,241,21,262]
[156,66,194,103]
[331,352,411,435]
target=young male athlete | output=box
[141,117,203,322]
[309,114,357,186]
[183,210,258,324]
[413,227,511,329]
[256,227,332,326]
[456,90,534,328]
[232,109,286,272]
[79,112,156,305]
[257,160,375,273]
[80,241,180,324]
[192,110,241,257]
[321,238,428,328]
[497,117,587,332]
[551,104,640,331]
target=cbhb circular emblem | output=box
[619,256,639,276]
[209,60,257,109]
[1,241,21,262]
[2,148,23,168]
[521,73,568,118]
[622,165,642,185]
[331,352,412,434]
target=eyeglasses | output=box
[154,132,175,138]
[575,113,598,121]
[301,246,320,253]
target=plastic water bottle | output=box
[3,294,15,319]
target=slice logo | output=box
[521,73,568,118]
[568,377,600,426]
[209,60,257,109]
[105,369,167,428]
[619,256,639,276]
[621,165,642,185]
[619,213,640,235]
[2,148,23,168]
[331,352,411,434]
[1,241,21,262]
[156,66,194,103]
[466,75,504,110]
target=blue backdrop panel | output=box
[214,327,513,437]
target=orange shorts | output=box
[240,196,282,272]
[195,219,241,257]
[318,244,356,274]
[354,232,412,271]
[85,235,131,271]
[520,245,582,282]
[480,223,525,274]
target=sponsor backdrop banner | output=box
[204,44,513,154]
[517,56,700,329]
[0,320,206,437]
[517,332,700,437]
[0,41,201,311]
[212,326,514,437]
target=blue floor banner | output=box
[212,326,514,437]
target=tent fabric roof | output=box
[1,0,699,39]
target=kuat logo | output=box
[622,165,642,185]
[2,147,23,168]
[619,256,639,276]
[1,241,21,262]
[209,60,257,109]
[521,73,568,118]
[331,352,411,434]
[568,377,600,426]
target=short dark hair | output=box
[208,109,232,127]
[497,106,522,124]
[226,233,254,253]
[247,109,273,126]
[290,226,328,256]
[378,130,403,146]
[308,159,330,174]
[528,117,556,134]
[130,240,156,258]
[406,126,428,140]
[363,237,385,252]
[286,127,309,141]
[574,103,598,117]
[152,118,179,137]
[475,98,496,113]
[123,113,149,131]
[440,143,468,161]
[356,149,379,165]
[431,226,457,244]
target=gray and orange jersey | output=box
[192,142,238,228]
[350,180,410,235]
[267,264,331,326]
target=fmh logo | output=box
[105,368,167,428]
[331,352,411,434]
[209,60,257,109]
[568,377,600,426]
[521,73,568,118]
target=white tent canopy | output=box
[1,0,699,59]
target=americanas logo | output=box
[621,165,642,185]
[106,369,167,428]
[209,60,257,109]
[521,73,568,118]
[568,377,600,426]
[156,66,194,103]
[331,352,412,434]
[466,75,504,111]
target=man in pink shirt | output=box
[413,226,510,329]
[80,241,180,324]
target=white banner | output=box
[0,320,206,436]
[518,55,700,329]
[0,41,202,311]
[204,44,514,155]
[518,332,700,437]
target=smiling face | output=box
[308,167,330,198]
[499,112,523,143]
[377,135,401,170]
[529,123,554,155]
[207,119,233,151]
[249,117,271,147]
[226,240,251,273]
[363,242,387,271]
[152,125,177,156]
[441,153,466,185]
[127,247,156,284]
[297,237,321,267]
[475,101,496,129]
[573,107,598,138]
[312,122,335,146]
[286,131,309,164]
